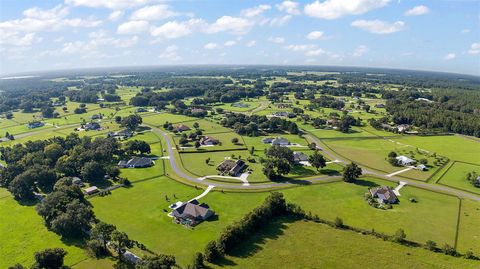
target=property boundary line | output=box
[454,198,462,250]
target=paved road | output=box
[305,134,480,201]
[150,126,342,189]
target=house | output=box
[200,136,219,145]
[191,108,205,114]
[272,111,295,118]
[118,157,153,168]
[416,98,433,103]
[232,102,249,108]
[416,164,427,171]
[90,114,102,120]
[108,129,133,139]
[83,186,99,195]
[272,137,290,146]
[174,124,191,132]
[369,186,398,204]
[27,121,44,129]
[217,159,246,176]
[380,123,394,130]
[72,177,84,186]
[397,124,410,132]
[293,151,309,164]
[374,104,386,108]
[396,155,416,166]
[84,122,101,131]
[136,107,148,113]
[277,103,292,109]
[262,137,274,144]
[172,199,214,226]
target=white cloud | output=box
[268,36,285,44]
[353,45,368,57]
[305,48,324,56]
[108,10,123,21]
[117,20,149,34]
[246,40,256,47]
[443,53,456,60]
[159,45,181,61]
[269,15,292,26]
[130,5,177,21]
[468,42,480,55]
[404,5,429,16]
[65,0,152,10]
[204,42,218,49]
[150,19,204,40]
[241,5,271,18]
[224,40,237,46]
[306,31,324,40]
[461,29,470,34]
[0,32,41,46]
[206,16,254,35]
[276,1,301,15]
[305,0,390,19]
[285,44,317,51]
[23,5,69,20]
[351,20,405,34]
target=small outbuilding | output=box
[83,186,99,195]
[369,186,398,204]
[293,151,309,164]
[174,124,191,132]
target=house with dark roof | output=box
[293,151,309,164]
[27,121,45,129]
[90,114,102,120]
[84,122,101,131]
[217,159,246,176]
[174,124,191,132]
[374,104,385,108]
[272,137,290,146]
[369,186,398,204]
[108,129,133,139]
[277,103,292,109]
[136,107,148,112]
[118,157,153,168]
[172,199,214,226]
[262,137,274,144]
[200,136,219,145]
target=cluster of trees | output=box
[466,171,479,188]
[10,248,67,269]
[310,95,345,110]
[0,133,121,200]
[121,114,143,131]
[220,113,299,136]
[203,192,288,262]
[125,140,151,155]
[384,89,480,137]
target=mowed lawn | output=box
[142,113,197,127]
[173,131,246,152]
[280,177,459,245]
[91,177,267,266]
[457,199,480,253]
[322,137,441,180]
[209,220,480,269]
[438,162,480,194]
[0,189,88,268]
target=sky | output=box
[0,0,479,76]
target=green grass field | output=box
[437,162,480,194]
[281,177,459,246]
[210,219,480,269]
[0,189,88,268]
[142,113,197,127]
[457,199,480,253]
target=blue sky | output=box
[0,0,479,75]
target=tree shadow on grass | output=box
[320,168,341,176]
[353,179,379,188]
[290,165,316,176]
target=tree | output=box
[249,146,255,155]
[111,231,134,260]
[189,252,205,269]
[308,142,317,150]
[121,114,143,131]
[179,137,188,146]
[425,240,437,251]
[137,254,177,269]
[204,241,221,262]
[388,151,397,158]
[8,264,26,269]
[334,217,343,228]
[265,145,294,164]
[41,106,55,118]
[81,161,106,182]
[91,222,116,253]
[205,157,210,165]
[33,248,67,269]
[392,228,406,243]
[231,137,239,144]
[419,158,428,165]
[193,122,199,129]
[442,244,457,256]
[125,140,151,155]
[342,162,362,183]
[262,158,291,180]
[309,151,326,171]
[339,115,356,133]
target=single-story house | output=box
[277,104,292,109]
[84,122,101,131]
[370,186,398,204]
[397,124,410,132]
[108,129,133,139]
[172,199,214,226]
[118,157,153,168]
[200,136,219,145]
[374,104,386,108]
[232,102,249,108]
[90,114,102,120]
[217,159,246,176]
[174,124,191,132]
[27,121,44,129]
[416,164,427,171]
[72,177,84,186]
[83,186,99,195]
[272,137,290,146]
[293,151,309,164]
[396,156,416,166]
[191,108,205,114]
[136,107,148,112]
